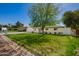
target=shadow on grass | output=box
[7,34,51,46]
[24,34,51,45]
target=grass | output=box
[7,33,79,56]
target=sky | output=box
[0,3,79,26]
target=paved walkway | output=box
[0,32,28,35]
[0,35,33,56]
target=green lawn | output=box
[7,33,79,56]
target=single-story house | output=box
[18,27,27,32]
[26,26,76,35]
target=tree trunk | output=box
[41,27,45,34]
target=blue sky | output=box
[0,3,79,26]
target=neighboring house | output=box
[26,26,76,35]
[18,27,27,32]
[1,27,8,32]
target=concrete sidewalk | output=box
[0,32,28,35]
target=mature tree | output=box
[62,10,79,35]
[62,11,75,28]
[73,10,79,29]
[8,23,12,28]
[29,3,59,33]
[16,21,24,28]
[0,24,2,30]
[0,24,2,27]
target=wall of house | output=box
[63,27,72,35]
[71,29,76,35]
[26,27,72,35]
[44,27,72,35]
[33,28,39,33]
[27,27,34,32]
[44,27,63,34]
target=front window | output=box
[54,27,58,30]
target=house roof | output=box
[45,26,65,28]
[29,26,66,28]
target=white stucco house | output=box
[26,26,75,35]
[26,27,34,33]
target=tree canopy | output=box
[62,10,79,29]
[28,3,59,33]
[16,21,24,28]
